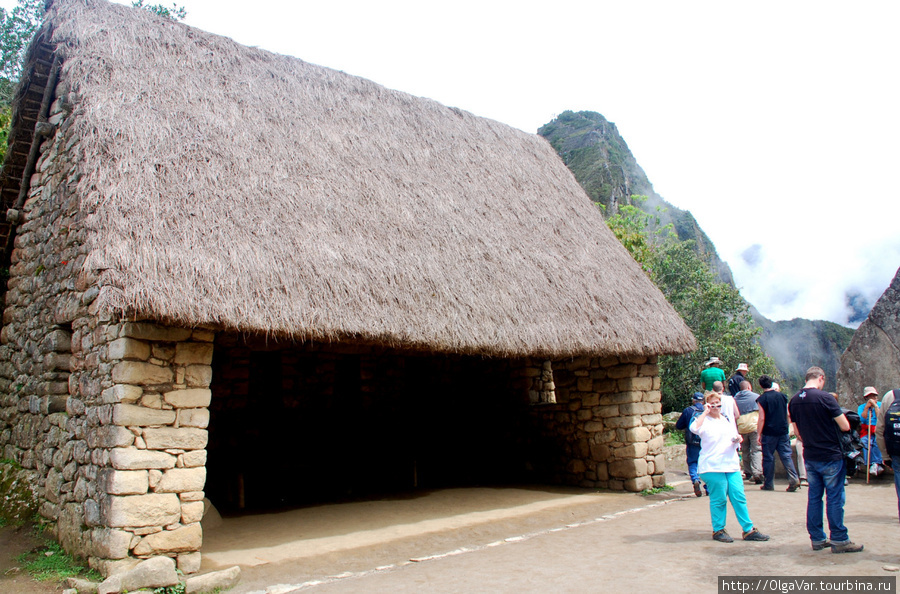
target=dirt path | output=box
[2,468,897,593]
[0,524,63,593]
[200,469,900,593]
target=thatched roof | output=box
[9,0,695,358]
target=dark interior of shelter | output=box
[206,334,545,514]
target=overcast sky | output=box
[8,0,899,327]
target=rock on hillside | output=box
[836,266,900,408]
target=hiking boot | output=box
[742,528,770,541]
[712,529,734,543]
[760,485,774,491]
[786,481,801,492]
[811,540,832,551]
[831,541,864,554]
[753,475,764,484]
[693,481,703,497]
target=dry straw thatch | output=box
[27,0,695,358]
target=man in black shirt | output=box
[789,367,862,554]
[728,363,749,396]
[756,375,799,492]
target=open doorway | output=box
[205,336,537,514]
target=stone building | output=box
[0,0,695,578]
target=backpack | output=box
[737,411,759,435]
[726,375,739,396]
[687,409,703,447]
[884,390,900,457]
[838,408,862,461]
[678,404,703,447]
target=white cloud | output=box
[721,229,900,326]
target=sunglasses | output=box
[708,404,721,408]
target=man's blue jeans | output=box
[761,433,799,489]
[860,435,883,465]
[805,458,849,545]
[686,443,701,483]
[894,463,900,523]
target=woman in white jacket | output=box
[691,391,771,543]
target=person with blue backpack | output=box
[676,392,707,497]
[876,388,900,523]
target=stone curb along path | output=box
[248,492,695,594]
[64,562,241,594]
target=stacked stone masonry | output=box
[93,324,213,576]
[531,355,666,492]
[522,359,556,404]
[0,74,211,577]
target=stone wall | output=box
[529,355,665,492]
[521,359,556,404]
[0,74,98,560]
[90,323,213,576]
[0,73,215,577]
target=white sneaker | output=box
[871,464,883,476]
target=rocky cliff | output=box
[836,266,900,408]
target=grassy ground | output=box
[15,536,100,583]
[0,522,71,593]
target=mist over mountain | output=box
[539,110,853,392]
[751,309,853,393]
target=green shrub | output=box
[640,485,675,496]
[664,430,685,446]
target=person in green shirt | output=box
[701,357,727,391]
